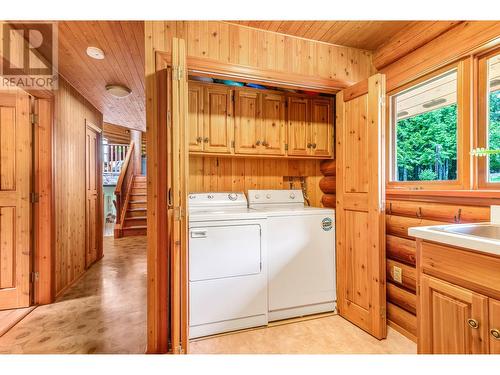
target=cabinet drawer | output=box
[420,241,500,300]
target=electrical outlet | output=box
[393,266,403,283]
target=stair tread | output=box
[123,225,147,230]
[124,216,147,220]
[127,208,146,212]
[130,200,147,203]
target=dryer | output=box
[188,192,268,338]
[248,189,336,321]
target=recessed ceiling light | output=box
[105,84,132,98]
[86,46,105,60]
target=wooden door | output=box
[235,89,262,154]
[260,93,286,155]
[489,298,500,354]
[0,90,31,310]
[203,86,233,153]
[336,74,387,339]
[85,125,99,267]
[170,38,189,354]
[419,275,489,354]
[310,98,333,157]
[187,83,204,152]
[287,97,310,156]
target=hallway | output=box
[0,236,147,354]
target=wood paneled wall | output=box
[53,78,103,296]
[146,21,375,84]
[189,156,324,207]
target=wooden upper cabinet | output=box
[489,298,500,354]
[419,275,489,354]
[188,83,204,152]
[203,86,233,153]
[310,98,333,157]
[260,93,286,155]
[234,89,262,154]
[287,97,310,156]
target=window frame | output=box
[475,47,500,189]
[386,59,471,190]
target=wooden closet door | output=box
[336,74,387,339]
[489,299,500,354]
[203,86,233,153]
[85,125,99,267]
[235,90,262,154]
[310,98,333,157]
[261,93,286,155]
[287,97,310,156]
[419,275,489,354]
[187,83,204,152]
[0,90,31,310]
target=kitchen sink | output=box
[436,223,500,241]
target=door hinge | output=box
[380,306,386,318]
[231,140,235,148]
[174,206,184,221]
[172,66,184,81]
[231,92,235,103]
[30,271,39,283]
[284,143,289,151]
[30,192,40,203]
[30,113,38,125]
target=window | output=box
[485,54,500,183]
[390,69,459,183]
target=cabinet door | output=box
[235,90,262,154]
[419,275,489,354]
[310,98,333,157]
[188,83,204,151]
[203,86,233,153]
[489,298,500,354]
[261,93,286,155]
[287,97,310,156]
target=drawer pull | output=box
[491,329,500,340]
[196,136,202,143]
[467,318,479,329]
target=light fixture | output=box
[105,84,132,98]
[86,46,105,60]
[422,98,447,109]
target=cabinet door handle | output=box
[307,143,312,148]
[467,318,479,329]
[312,143,317,149]
[196,136,202,143]
[255,140,261,146]
[491,328,500,340]
[203,137,209,143]
[262,141,269,147]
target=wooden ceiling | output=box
[229,21,415,50]
[57,21,145,131]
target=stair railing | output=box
[114,141,135,228]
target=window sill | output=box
[386,189,500,199]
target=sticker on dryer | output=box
[321,217,333,231]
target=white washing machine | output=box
[248,189,336,321]
[188,192,268,338]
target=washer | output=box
[248,189,336,321]
[188,192,268,338]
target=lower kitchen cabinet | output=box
[416,239,500,354]
[419,275,489,354]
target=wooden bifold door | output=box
[335,74,387,339]
[0,89,31,310]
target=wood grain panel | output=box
[54,78,103,296]
[387,282,416,314]
[386,215,443,239]
[189,156,324,207]
[387,302,417,341]
[0,207,15,289]
[229,21,412,50]
[149,21,375,87]
[0,107,15,191]
[58,21,145,131]
[386,234,416,266]
[387,259,416,292]
[490,299,500,354]
[103,123,131,145]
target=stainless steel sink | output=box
[437,224,500,241]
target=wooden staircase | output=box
[121,175,147,237]
[113,140,147,238]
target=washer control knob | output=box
[208,194,214,199]
[266,193,271,199]
[228,193,238,201]
[255,194,260,199]
[189,195,195,199]
[290,192,296,199]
